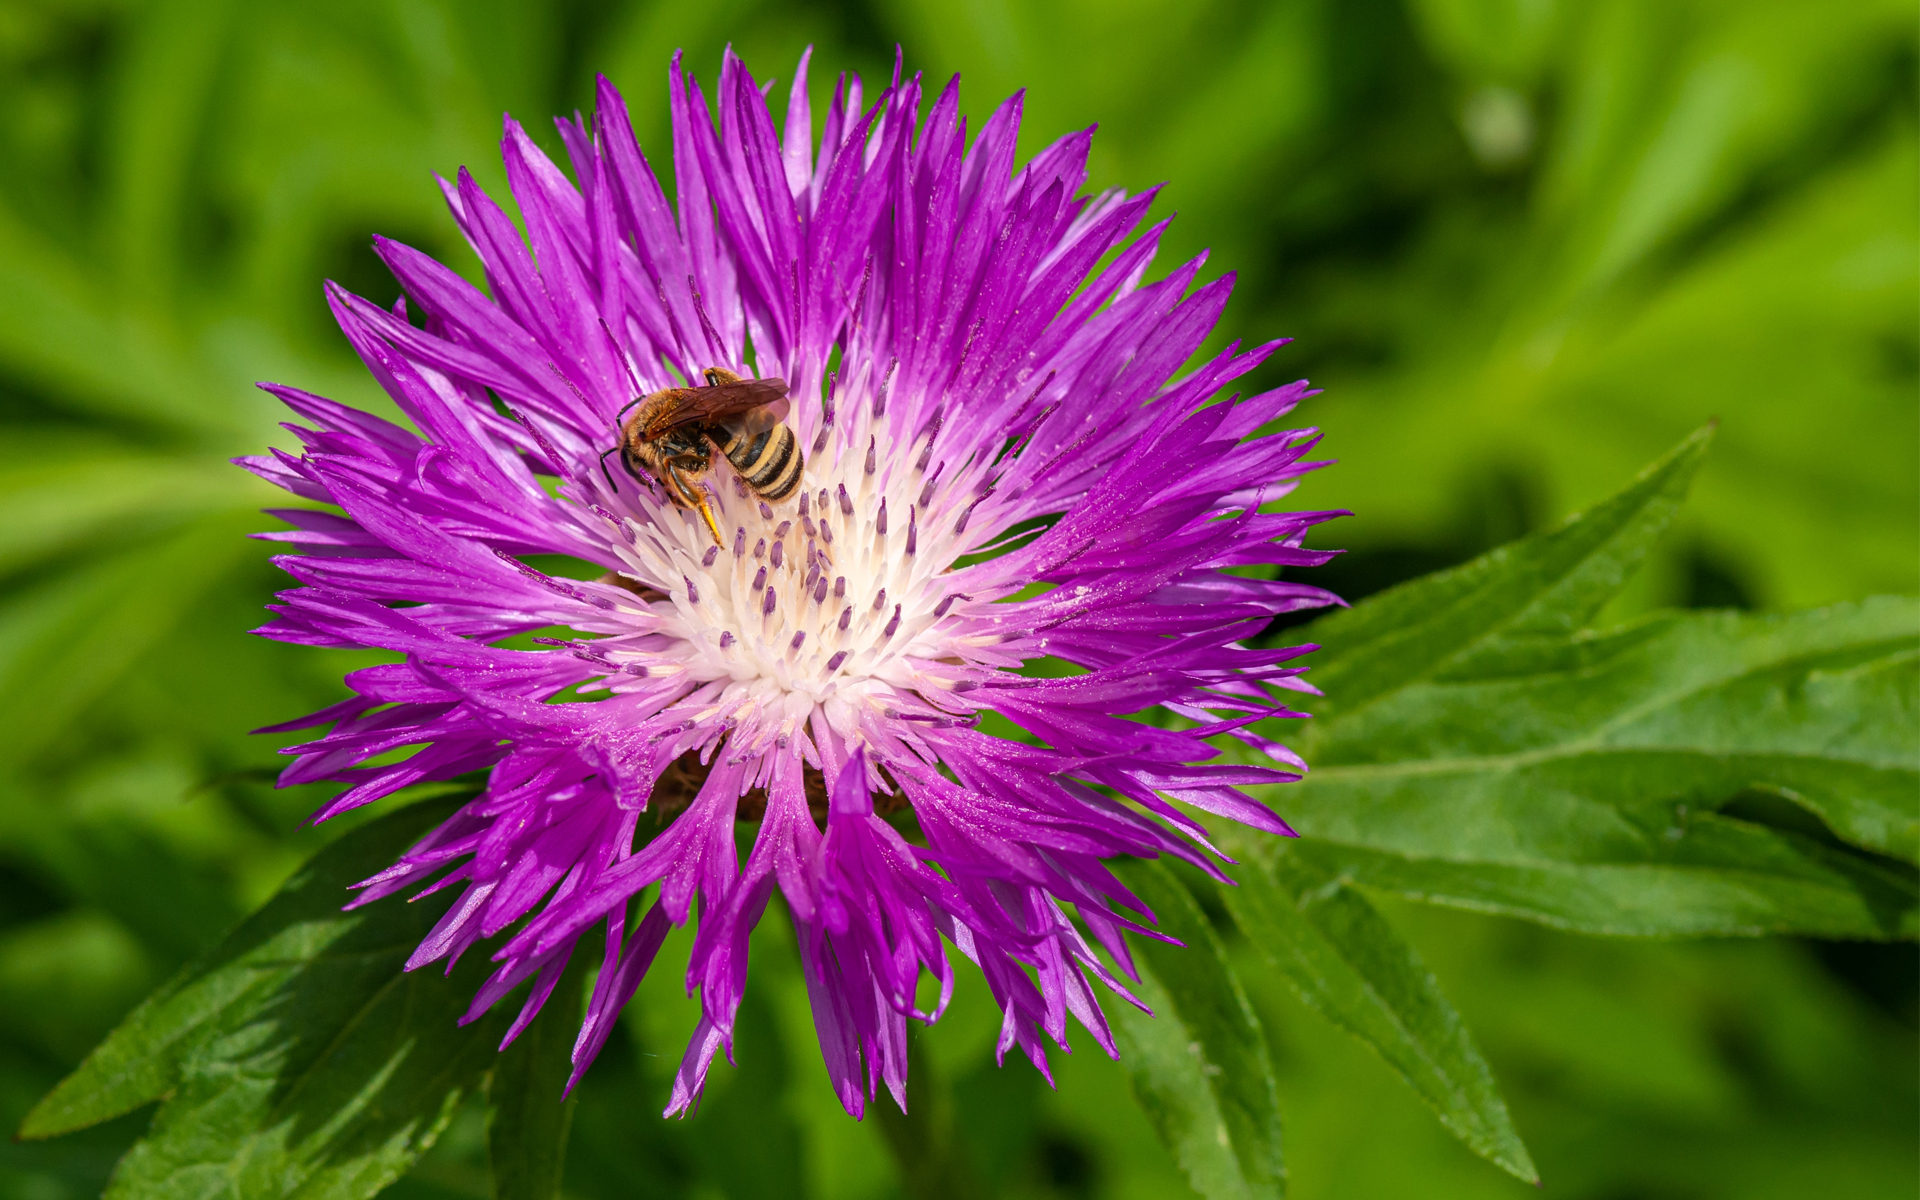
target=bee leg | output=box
[670,463,725,547]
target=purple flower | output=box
[243,48,1341,1118]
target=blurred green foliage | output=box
[0,0,1911,1197]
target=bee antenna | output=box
[598,446,622,493]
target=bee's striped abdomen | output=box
[717,423,804,502]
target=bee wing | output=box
[642,378,790,438]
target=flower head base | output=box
[245,49,1341,1117]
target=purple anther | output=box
[733,476,749,498]
[769,540,784,568]
[762,587,777,615]
[837,483,853,516]
[790,631,806,651]
[864,436,877,476]
[813,576,829,604]
[774,520,791,538]
[873,587,887,611]
[826,650,848,671]
[915,409,945,471]
[753,537,767,559]
[953,487,993,536]
[951,679,978,692]
[833,576,846,598]
[685,576,699,604]
[906,506,918,556]
[797,492,810,516]
[805,562,820,590]
[760,501,774,520]
[884,604,901,638]
[733,527,747,558]
[625,663,650,677]
[821,521,834,545]
[933,594,956,617]
[752,565,767,591]
[919,462,944,508]
[702,544,720,567]
[838,606,852,632]
[802,514,817,537]
[818,488,830,513]
[719,631,735,649]
[876,497,888,536]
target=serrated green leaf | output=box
[1269,431,1919,936]
[1298,425,1710,712]
[21,797,508,1200]
[487,959,582,1200]
[1212,841,1537,1183]
[1111,859,1284,1200]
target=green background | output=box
[0,0,1912,1197]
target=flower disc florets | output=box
[245,49,1342,1116]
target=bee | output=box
[608,368,804,546]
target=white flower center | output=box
[581,380,982,725]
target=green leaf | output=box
[20,797,511,1200]
[486,959,582,1200]
[1111,859,1285,1200]
[1266,429,1919,937]
[1213,840,1537,1183]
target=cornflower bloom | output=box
[243,49,1341,1116]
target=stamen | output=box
[915,408,945,471]
[753,537,767,559]
[837,483,853,516]
[919,461,944,508]
[826,650,848,671]
[876,497,888,536]
[905,506,917,555]
[733,527,746,558]
[873,358,895,418]
[933,592,971,617]
[813,375,837,456]
[702,545,720,567]
[752,565,767,591]
[798,492,810,517]
[774,520,791,538]
[953,487,993,536]
[873,587,887,611]
[759,501,774,520]
[769,540,784,568]
[762,587,777,615]
[813,576,829,604]
[818,488,829,513]
[884,604,901,638]
[820,521,834,545]
[719,631,735,649]
[685,576,699,604]
[838,606,852,631]
[833,576,846,598]
[790,631,806,651]
[864,436,876,476]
